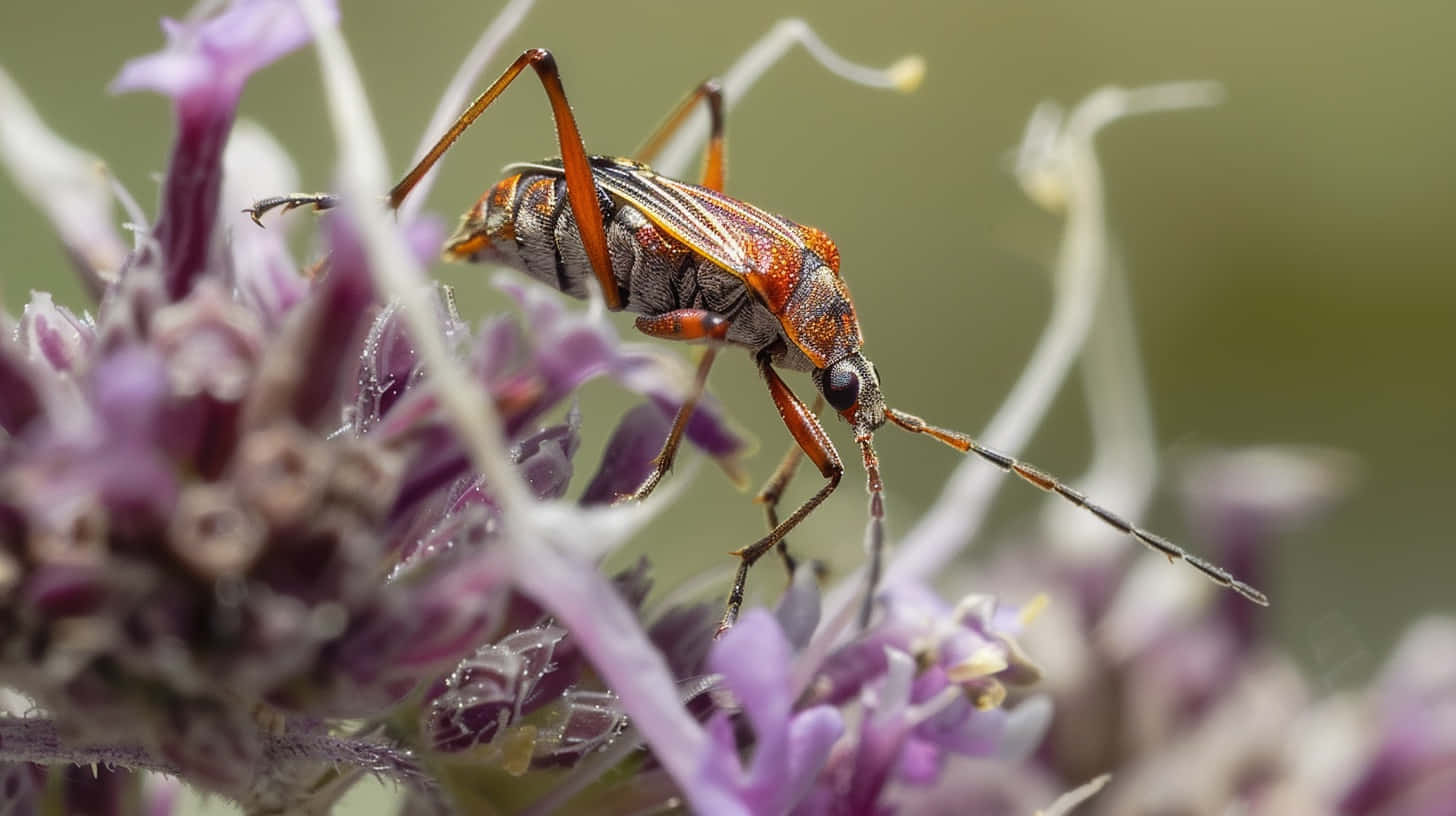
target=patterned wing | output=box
[505,157,806,282]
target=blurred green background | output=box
[2,0,1451,712]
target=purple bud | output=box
[17,293,95,376]
[24,564,107,618]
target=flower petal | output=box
[0,67,127,291]
[513,415,581,501]
[702,610,844,814]
[496,277,746,461]
[219,120,306,326]
[111,1,338,101]
[579,403,671,505]
[0,333,45,435]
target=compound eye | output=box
[823,361,861,412]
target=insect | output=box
[248,48,1269,630]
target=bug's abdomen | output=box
[445,172,683,308]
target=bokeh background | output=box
[2,0,1451,729]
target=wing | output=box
[505,157,807,281]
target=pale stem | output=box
[1040,246,1158,558]
[1039,773,1112,816]
[297,0,531,515]
[297,3,715,808]
[825,82,1222,623]
[652,18,923,178]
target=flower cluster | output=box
[0,1,1049,813]
[3,2,1444,815]
[933,444,1456,816]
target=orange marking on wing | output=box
[490,174,522,212]
[798,225,840,274]
[584,161,810,307]
[781,266,862,367]
[635,223,686,260]
[743,232,805,313]
[445,233,491,259]
[524,177,557,217]
[507,159,859,361]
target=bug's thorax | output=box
[769,237,863,369]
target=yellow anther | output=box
[889,56,927,93]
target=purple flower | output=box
[0,0,733,804]
[0,0,1034,801]
[17,293,95,376]
[792,584,1046,811]
[1338,617,1456,815]
[695,610,845,815]
[13,2,1393,815]
[815,584,1042,709]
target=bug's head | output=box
[817,353,998,626]
[815,354,886,438]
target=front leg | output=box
[243,193,339,227]
[719,356,843,635]
[755,395,827,578]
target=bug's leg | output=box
[755,396,827,578]
[634,79,725,192]
[386,49,625,310]
[625,309,731,502]
[855,434,888,629]
[616,85,731,502]
[243,193,340,227]
[719,357,844,635]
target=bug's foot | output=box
[244,193,340,227]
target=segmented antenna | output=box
[884,407,1269,606]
